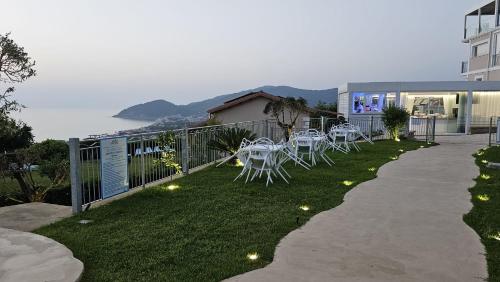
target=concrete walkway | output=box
[0,203,72,232]
[0,227,83,282]
[227,136,488,282]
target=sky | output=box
[1,0,478,110]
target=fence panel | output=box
[71,120,282,210]
[70,116,434,212]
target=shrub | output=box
[381,106,410,141]
[155,131,182,174]
[1,139,70,202]
[207,128,256,164]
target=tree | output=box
[310,101,337,118]
[1,140,70,202]
[0,32,36,115]
[0,114,33,152]
[263,97,308,140]
[381,105,410,141]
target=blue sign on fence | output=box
[100,137,129,199]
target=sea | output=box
[11,108,152,142]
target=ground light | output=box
[489,232,500,241]
[477,151,485,156]
[235,159,244,167]
[79,220,93,224]
[166,184,180,191]
[246,252,259,261]
[390,156,398,160]
[299,205,310,211]
[480,174,491,180]
[420,145,424,148]
[342,180,354,186]
[477,194,490,202]
[398,149,404,153]
[481,160,488,164]
[368,167,376,172]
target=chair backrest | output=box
[253,137,274,145]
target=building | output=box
[462,0,500,80]
[207,91,337,126]
[338,81,500,135]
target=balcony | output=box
[461,61,469,74]
[464,1,497,40]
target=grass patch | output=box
[36,140,429,282]
[464,146,500,282]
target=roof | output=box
[340,80,500,93]
[207,91,282,114]
[207,90,340,116]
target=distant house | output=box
[207,91,338,126]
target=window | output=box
[473,42,489,57]
[352,93,386,114]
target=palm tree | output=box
[263,97,308,140]
[207,128,256,164]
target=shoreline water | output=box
[11,108,152,142]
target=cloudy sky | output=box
[1,0,476,109]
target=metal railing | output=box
[486,116,499,146]
[69,120,284,213]
[69,116,435,213]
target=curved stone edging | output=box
[0,227,83,282]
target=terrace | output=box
[35,139,429,281]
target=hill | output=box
[114,86,338,121]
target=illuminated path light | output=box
[477,194,490,202]
[477,151,484,156]
[368,167,376,172]
[299,205,310,211]
[235,159,244,167]
[342,180,354,186]
[489,232,500,241]
[246,252,259,261]
[166,184,180,191]
[481,160,488,164]
[390,156,398,160]
[398,149,405,153]
[480,174,491,180]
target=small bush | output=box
[382,106,410,141]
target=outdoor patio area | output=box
[34,140,429,281]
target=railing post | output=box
[182,127,189,175]
[489,116,493,147]
[320,116,325,133]
[425,117,430,143]
[369,115,374,141]
[264,120,269,137]
[140,135,146,188]
[69,138,82,214]
[432,116,436,143]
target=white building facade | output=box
[338,81,500,134]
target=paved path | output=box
[0,227,83,282]
[0,203,72,232]
[227,136,488,282]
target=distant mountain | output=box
[114,86,338,121]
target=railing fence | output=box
[69,116,435,213]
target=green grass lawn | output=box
[464,145,500,282]
[36,140,429,282]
